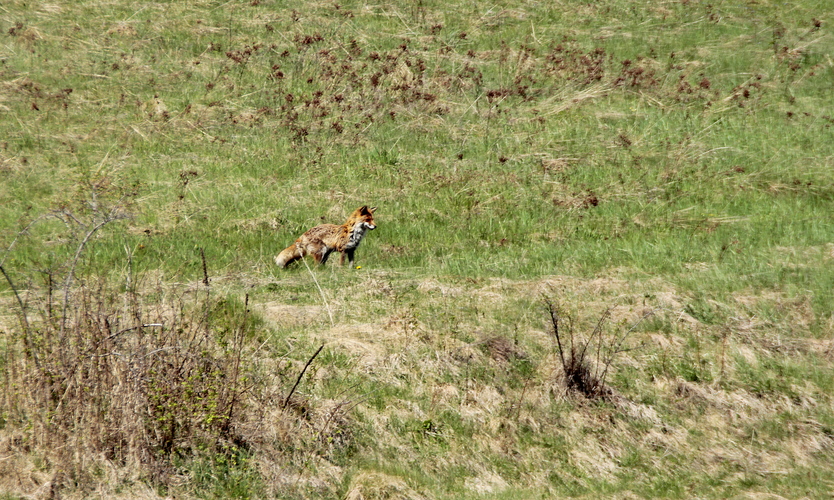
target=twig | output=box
[598,308,653,389]
[283,344,324,409]
[544,298,566,369]
[200,247,210,287]
[0,215,49,267]
[515,375,532,422]
[226,294,248,425]
[0,264,39,369]
[585,307,612,377]
[60,208,128,336]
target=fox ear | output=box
[369,206,377,213]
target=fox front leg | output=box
[341,248,356,267]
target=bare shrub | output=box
[0,182,354,496]
[0,179,258,493]
[545,298,647,399]
[1,270,257,488]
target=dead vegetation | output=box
[1,276,244,492]
[2,259,832,498]
[247,270,833,496]
[0,188,353,498]
[0,271,365,499]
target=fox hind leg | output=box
[317,248,334,265]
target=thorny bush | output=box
[1,272,256,488]
[0,180,257,491]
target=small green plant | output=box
[184,445,264,499]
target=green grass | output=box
[1,0,834,498]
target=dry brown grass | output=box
[5,261,828,498]
[244,271,833,495]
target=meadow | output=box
[1,0,833,498]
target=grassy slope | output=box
[1,0,833,498]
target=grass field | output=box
[1,1,833,498]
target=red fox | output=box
[275,206,377,268]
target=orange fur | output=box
[275,206,377,268]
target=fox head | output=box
[350,205,377,230]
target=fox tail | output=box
[274,243,303,268]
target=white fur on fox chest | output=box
[345,222,373,250]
